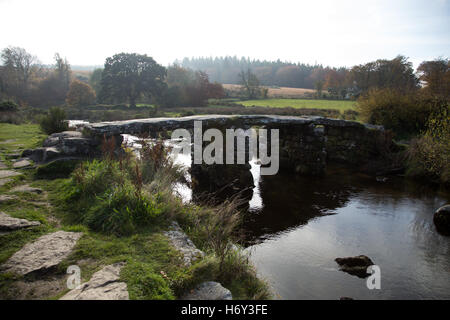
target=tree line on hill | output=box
[0,47,225,109]
[180,55,448,100]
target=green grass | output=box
[0,123,46,154]
[0,123,271,300]
[239,98,355,111]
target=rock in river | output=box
[434,204,450,236]
[335,255,374,278]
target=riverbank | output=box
[0,123,270,300]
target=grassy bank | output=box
[0,124,270,300]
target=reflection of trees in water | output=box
[241,167,450,247]
[242,171,358,246]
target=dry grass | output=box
[223,84,315,98]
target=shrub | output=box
[357,88,432,137]
[407,103,450,185]
[0,100,18,112]
[39,107,68,134]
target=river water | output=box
[123,134,450,300]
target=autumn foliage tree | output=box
[66,79,96,107]
[417,58,450,100]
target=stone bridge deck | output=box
[83,114,383,137]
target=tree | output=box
[417,59,450,99]
[89,68,103,96]
[315,80,324,98]
[0,47,38,101]
[100,53,166,107]
[29,53,72,107]
[238,68,262,99]
[66,80,96,107]
[349,55,418,94]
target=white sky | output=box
[0,0,449,69]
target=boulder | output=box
[164,221,204,266]
[0,211,40,231]
[1,231,83,275]
[181,281,232,300]
[60,263,129,300]
[335,255,374,278]
[434,205,450,236]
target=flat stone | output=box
[164,221,204,266]
[0,178,12,187]
[1,231,83,275]
[335,255,374,278]
[0,211,40,231]
[181,281,232,300]
[0,170,21,179]
[11,184,43,194]
[60,263,129,300]
[0,195,17,202]
[12,159,32,168]
[0,161,7,169]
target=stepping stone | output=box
[181,281,232,300]
[0,212,40,231]
[60,263,129,300]
[0,231,83,275]
[13,159,32,168]
[164,221,204,266]
[0,161,7,169]
[11,185,43,194]
[0,170,21,179]
[0,178,12,187]
[0,195,17,203]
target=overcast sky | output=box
[0,0,448,69]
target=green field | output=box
[239,99,356,111]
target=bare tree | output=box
[1,46,39,100]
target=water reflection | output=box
[121,134,450,299]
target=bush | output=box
[39,107,68,134]
[0,100,18,112]
[407,103,450,185]
[357,88,432,137]
[66,80,96,107]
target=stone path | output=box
[164,221,205,267]
[0,178,12,187]
[10,184,43,194]
[60,263,129,300]
[12,159,32,169]
[0,211,41,231]
[0,170,21,179]
[1,231,83,275]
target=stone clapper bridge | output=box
[28,114,390,198]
